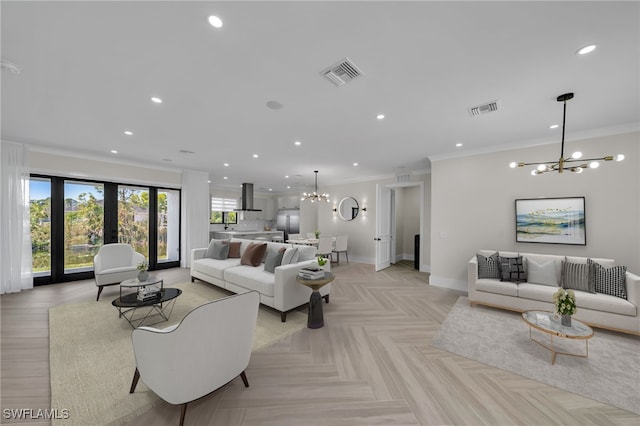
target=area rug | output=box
[49,282,307,426]
[431,296,640,415]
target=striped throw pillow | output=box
[561,260,592,293]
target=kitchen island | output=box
[210,230,284,241]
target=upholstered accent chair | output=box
[93,243,145,301]
[129,291,260,426]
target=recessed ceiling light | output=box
[287,186,291,189]
[110,150,118,154]
[124,131,133,136]
[549,124,559,129]
[207,180,211,183]
[353,162,358,166]
[268,188,273,191]
[456,143,463,147]
[294,141,301,146]
[151,97,163,104]
[208,15,223,28]
[285,175,289,178]
[223,163,229,167]
[223,176,228,180]
[253,154,259,158]
[376,114,385,120]
[577,44,597,55]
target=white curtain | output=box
[180,170,210,268]
[1,141,33,293]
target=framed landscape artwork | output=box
[515,197,586,245]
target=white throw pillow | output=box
[282,247,299,265]
[526,258,558,286]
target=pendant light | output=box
[510,93,624,175]
[301,171,330,203]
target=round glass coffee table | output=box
[522,311,594,365]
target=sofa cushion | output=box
[264,248,285,273]
[575,289,636,316]
[526,258,558,286]
[98,265,137,275]
[282,247,299,265]
[561,260,593,293]
[228,241,242,258]
[476,279,518,297]
[296,245,317,261]
[477,253,501,279]
[518,282,559,302]
[193,258,241,280]
[593,263,628,300]
[205,239,229,260]
[224,266,276,297]
[498,256,526,283]
[241,242,268,267]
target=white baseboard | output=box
[428,275,468,293]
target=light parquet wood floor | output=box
[2,261,638,425]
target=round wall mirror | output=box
[338,197,359,221]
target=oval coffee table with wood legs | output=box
[522,310,594,365]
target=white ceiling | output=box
[2,1,638,193]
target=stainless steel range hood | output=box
[235,183,262,211]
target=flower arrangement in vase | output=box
[553,288,576,327]
[314,230,320,239]
[137,260,149,281]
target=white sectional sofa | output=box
[191,238,331,322]
[468,250,640,335]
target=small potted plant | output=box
[137,260,149,281]
[317,256,327,269]
[553,288,577,327]
[314,230,320,239]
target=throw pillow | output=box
[264,248,285,273]
[477,252,501,279]
[526,258,558,286]
[240,242,268,267]
[498,256,526,283]
[593,263,627,299]
[561,260,592,293]
[282,247,299,265]
[228,242,242,258]
[205,239,229,260]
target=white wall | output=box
[29,150,182,187]
[430,131,640,291]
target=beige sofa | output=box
[191,238,331,322]
[468,250,640,335]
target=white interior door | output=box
[375,184,392,271]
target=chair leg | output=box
[281,312,287,322]
[129,368,140,393]
[324,294,330,304]
[179,403,188,426]
[96,286,104,301]
[345,251,349,264]
[240,370,250,387]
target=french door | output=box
[29,175,180,285]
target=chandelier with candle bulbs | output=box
[510,93,624,175]
[302,171,330,203]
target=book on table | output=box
[298,267,325,280]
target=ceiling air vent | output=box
[468,100,500,117]
[321,57,363,87]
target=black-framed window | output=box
[210,197,238,224]
[29,174,181,285]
